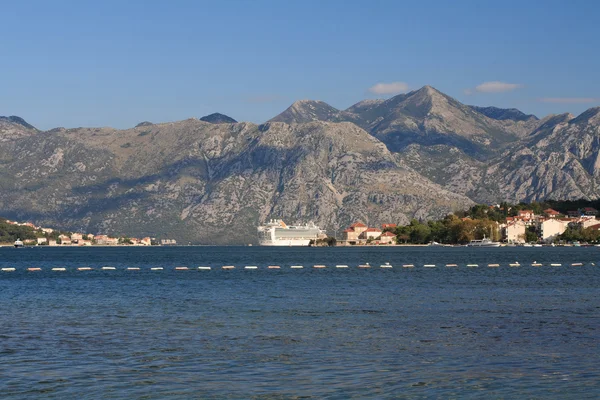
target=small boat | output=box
[14,238,24,248]
[467,236,500,247]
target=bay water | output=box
[1,246,599,398]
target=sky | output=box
[1,0,599,130]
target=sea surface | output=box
[0,246,599,399]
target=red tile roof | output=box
[381,231,396,237]
[544,208,560,214]
[350,222,367,228]
[365,227,382,232]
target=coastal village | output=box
[0,218,171,246]
[339,205,600,245]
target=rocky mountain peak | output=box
[0,115,37,131]
[269,100,342,124]
[570,107,600,126]
[469,106,538,122]
[345,99,385,114]
[0,115,39,142]
[200,113,237,124]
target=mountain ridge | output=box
[2,87,600,243]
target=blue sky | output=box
[1,0,599,130]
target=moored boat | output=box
[467,236,500,248]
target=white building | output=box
[540,219,569,243]
[504,220,527,243]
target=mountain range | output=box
[1,88,599,244]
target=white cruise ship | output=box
[257,219,325,246]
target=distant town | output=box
[0,218,175,246]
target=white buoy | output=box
[28,267,41,272]
[531,263,543,267]
[127,267,140,270]
[423,264,436,268]
[1,267,15,272]
[550,263,562,267]
[151,267,163,271]
[488,264,499,268]
[571,263,583,266]
[78,267,93,271]
[313,265,326,269]
[222,265,235,270]
[446,264,458,267]
[245,266,258,269]
[402,264,414,268]
[102,266,116,270]
[467,264,479,267]
[509,262,520,267]
[357,264,370,268]
[290,265,303,269]
[198,266,211,270]
[380,263,393,268]
[268,265,280,269]
[335,265,349,268]
[52,267,66,271]
[175,266,189,270]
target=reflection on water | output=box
[0,246,599,398]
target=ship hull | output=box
[259,239,311,246]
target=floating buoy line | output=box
[1,262,598,273]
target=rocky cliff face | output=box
[0,119,472,244]
[478,108,600,202]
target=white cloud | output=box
[474,81,524,93]
[368,82,410,95]
[538,97,599,104]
